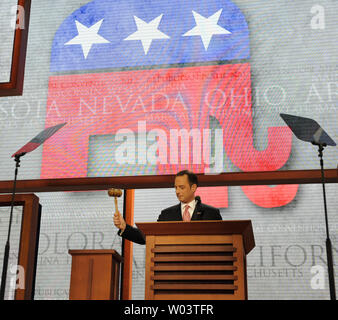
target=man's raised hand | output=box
[113,210,126,232]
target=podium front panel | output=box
[68,250,122,300]
[145,235,246,300]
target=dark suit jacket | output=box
[118,198,222,244]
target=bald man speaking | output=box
[113,170,222,244]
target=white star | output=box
[65,19,110,59]
[124,14,170,54]
[183,9,231,50]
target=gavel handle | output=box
[114,196,118,212]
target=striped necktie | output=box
[183,205,191,221]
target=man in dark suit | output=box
[113,170,222,244]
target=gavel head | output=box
[108,188,122,197]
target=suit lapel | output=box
[191,202,203,220]
[173,203,183,221]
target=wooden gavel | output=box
[108,188,123,212]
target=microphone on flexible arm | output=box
[195,195,201,203]
[194,196,204,217]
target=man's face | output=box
[174,174,197,203]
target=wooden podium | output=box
[136,220,255,300]
[68,250,122,300]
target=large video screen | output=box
[0,0,336,182]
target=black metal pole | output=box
[316,144,336,300]
[119,190,127,300]
[0,155,22,300]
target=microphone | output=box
[194,196,203,216]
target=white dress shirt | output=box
[180,199,197,219]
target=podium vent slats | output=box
[151,263,237,272]
[151,274,238,280]
[151,265,237,271]
[152,255,236,262]
[152,245,236,253]
[151,284,238,290]
[152,243,239,297]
